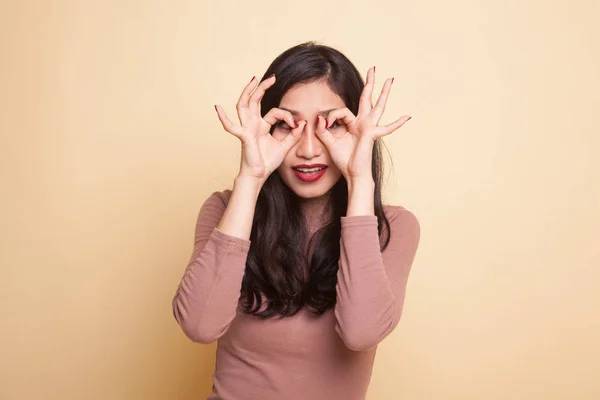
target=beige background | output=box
[1,0,599,399]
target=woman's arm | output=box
[313,67,417,351]
[173,73,304,343]
[172,176,261,344]
[334,180,420,351]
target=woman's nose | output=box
[295,121,322,159]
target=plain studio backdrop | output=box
[1,1,598,399]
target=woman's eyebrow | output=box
[279,108,337,117]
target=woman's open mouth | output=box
[292,164,328,182]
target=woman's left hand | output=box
[315,67,411,182]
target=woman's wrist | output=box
[216,175,263,240]
[234,174,264,197]
[346,177,375,217]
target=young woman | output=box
[172,42,421,400]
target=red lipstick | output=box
[292,164,328,183]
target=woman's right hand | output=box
[214,74,305,184]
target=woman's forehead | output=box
[279,81,345,115]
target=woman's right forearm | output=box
[216,175,263,240]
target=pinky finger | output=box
[375,115,412,138]
[215,105,242,138]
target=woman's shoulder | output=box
[202,189,233,207]
[196,189,234,221]
[382,204,417,220]
[381,204,420,234]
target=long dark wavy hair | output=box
[240,42,392,318]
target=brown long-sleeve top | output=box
[172,190,420,400]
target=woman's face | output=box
[272,80,345,201]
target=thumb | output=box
[315,115,335,151]
[279,120,306,152]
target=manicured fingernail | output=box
[268,73,275,79]
[214,105,218,112]
[293,120,298,128]
[325,119,329,129]
[407,116,412,121]
[391,77,395,84]
[250,76,255,83]
[373,66,376,73]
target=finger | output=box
[249,73,276,115]
[325,107,356,130]
[375,115,412,138]
[279,120,306,152]
[236,76,258,124]
[263,108,297,128]
[315,115,336,150]
[372,77,394,123]
[215,105,243,138]
[358,66,375,117]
